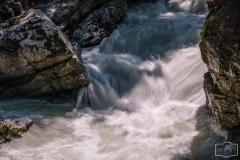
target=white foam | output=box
[1,1,225,159]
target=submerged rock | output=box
[0,9,89,98]
[0,117,33,143]
[200,0,240,142]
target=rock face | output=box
[0,117,33,143]
[0,9,89,98]
[21,0,127,47]
[200,0,240,142]
[43,0,111,26]
[0,0,130,98]
[69,0,127,46]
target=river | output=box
[0,0,227,159]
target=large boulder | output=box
[0,117,33,143]
[21,0,83,25]
[22,0,128,47]
[42,0,111,26]
[68,0,127,47]
[0,9,89,98]
[200,0,240,142]
[0,0,129,98]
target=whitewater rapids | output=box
[0,0,226,160]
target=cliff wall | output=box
[200,0,240,142]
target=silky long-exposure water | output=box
[0,0,228,160]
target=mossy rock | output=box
[0,117,33,143]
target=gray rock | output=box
[200,0,240,142]
[28,0,127,46]
[26,0,113,27]
[0,9,89,98]
[69,0,127,47]
[203,72,240,129]
[65,0,111,26]
[0,117,33,143]
[41,0,81,24]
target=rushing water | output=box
[0,0,228,160]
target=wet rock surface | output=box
[200,0,240,142]
[69,0,127,47]
[42,0,111,26]
[0,0,131,98]
[0,117,33,143]
[19,0,127,47]
[0,9,89,98]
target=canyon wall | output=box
[200,0,240,142]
